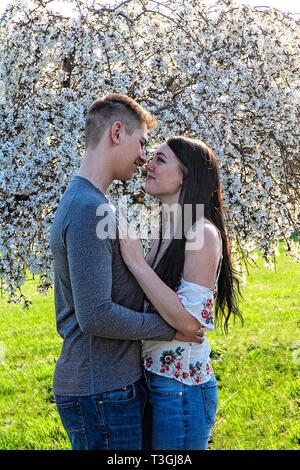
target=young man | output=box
[50,93,203,450]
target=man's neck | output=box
[76,150,113,195]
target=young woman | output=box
[118,135,243,450]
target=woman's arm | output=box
[118,217,220,337]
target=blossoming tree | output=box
[0,0,299,306]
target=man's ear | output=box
[111,121,123,145]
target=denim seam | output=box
[200,385,208,425]
[182,386,188,450]
[96,400,110,450]
[62,401,89,449]
[76,403,89,450]
[140,384,147,420]
[201,382,216,425]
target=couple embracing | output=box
[50,93,241,450]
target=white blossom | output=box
[0,0,299,306]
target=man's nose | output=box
[139,153,147,164]
[139,148,147,164]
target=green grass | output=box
[0,245,299,450]
[0,281,67,449]
[209,245,300,450]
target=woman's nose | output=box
[146,159,154,171]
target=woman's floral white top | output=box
[142,257,222,386]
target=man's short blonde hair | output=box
[85,93,157,150]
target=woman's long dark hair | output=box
[153,135,243,333]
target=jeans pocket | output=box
[146,371,183,396]
[201,377,218,425]
[56,400,88,449]
[101,383,136,403]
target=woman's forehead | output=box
[155,142,175,159]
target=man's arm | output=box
[65,208,176,341]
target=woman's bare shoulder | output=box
[185,218,221,254]
[183,219,221,287]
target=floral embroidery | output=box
[160,350,176,367]
[189,361,204,384]
[174,359,183,371]
[142,279,218,385]
[173,359,183,378]
[206,360,213,375]
[159,347,185,373]
[201,309,209,319]
[142,351,213,385]
[189,364,196,377]
[145,356,153,369]
[189,361,202,376]
[200,298,214,326]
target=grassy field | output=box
[0,245,299,450]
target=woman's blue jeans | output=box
[144,370,218,450]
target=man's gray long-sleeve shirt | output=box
[50,175,175,396]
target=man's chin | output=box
[119,170,135,181]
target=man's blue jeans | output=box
[144,370,218,450]
[55,380,146,450]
